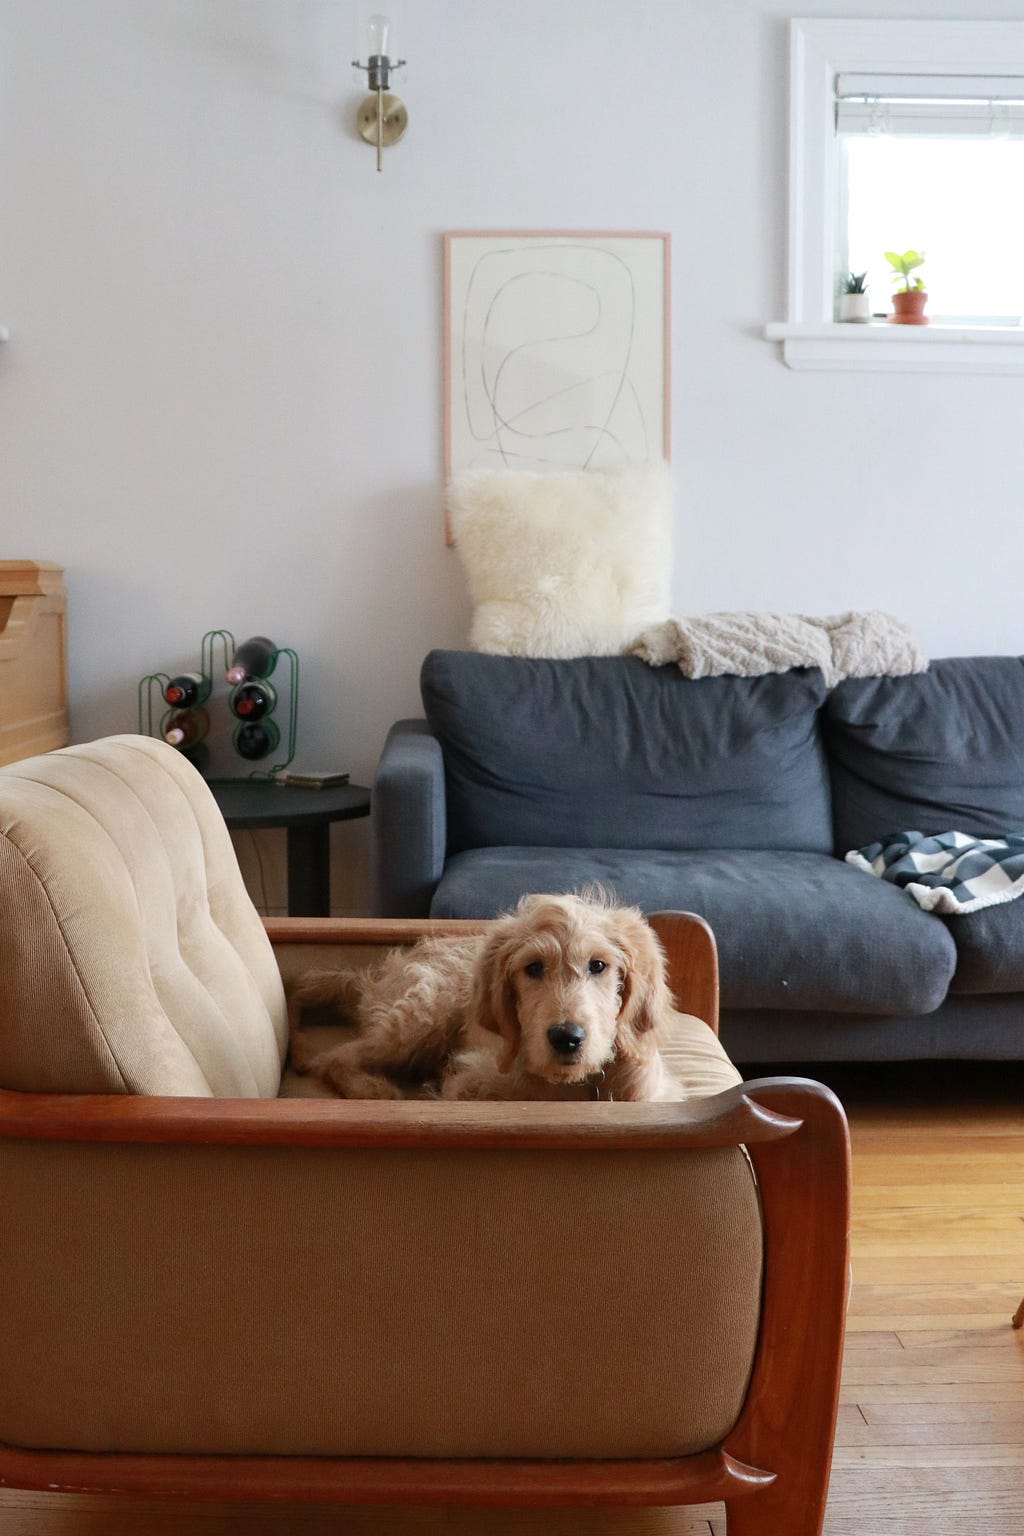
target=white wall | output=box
[2,0,1022,911]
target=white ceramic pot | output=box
[838,291,871,323]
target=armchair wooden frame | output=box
[0,913,850,1536]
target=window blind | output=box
[836,72,1024,138]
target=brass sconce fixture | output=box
[353,13,407,172]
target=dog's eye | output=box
[524,959,545,979]
[588,958,607,975]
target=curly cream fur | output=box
[288,892,685,1102]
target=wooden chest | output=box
[0,561,69,765]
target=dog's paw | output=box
[321,1060,403,1100]
[287,1022,316,1074]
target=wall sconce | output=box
[352,13,407,172]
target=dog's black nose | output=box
[548,1022,586,1055]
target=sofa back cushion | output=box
[0,736,287,1096]
[826,657,1024,854]
[421,651,833,855]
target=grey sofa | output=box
[371,649,1024,1063]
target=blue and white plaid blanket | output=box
[846,831,1024,915]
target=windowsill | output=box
[763,320,1024,374]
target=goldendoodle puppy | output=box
[287,891,685,1101]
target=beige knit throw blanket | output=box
[629,610,927,686]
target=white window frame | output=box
[765,18,1024,373]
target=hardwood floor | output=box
[1,1061,1021,1536]
[817,1060,1024,1536]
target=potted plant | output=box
[886,250,929,325]
[839,271,870,322]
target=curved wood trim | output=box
[0,1082,801,1150]
[0,1441,772,1507]
[648,911,719,1032]
[722,1078,851,1536]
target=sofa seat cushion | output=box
[826,657,1024,854]
[430,847,957,1015]
[947,900,1024,994]
[421,650,834,855]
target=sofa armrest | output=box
[370,720,447,918]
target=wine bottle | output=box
[163,671,211,708]
[180,742,210,774]
[163,707,210,750]
[233,718,281,761]
[226,636,277,685]
[229,679,277,721]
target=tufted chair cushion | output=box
[0,735,286,1096]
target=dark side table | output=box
[209,781,371,918]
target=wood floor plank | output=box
[848,1281,1024,1315]
[850,1133,1024,1156]
[853,1401,1024,1432]
[850,1213,1024,1253]
[841,1379,1024,1403]
[842,1330,905,1354]
[851,1154,1024,1185]
[853,1183,1024,1210]
[828,1466,1024,1494]
[895,1325,1024,1349]
[832,1443,1024,1465]
[848,1254,1024,1284]
[842,1348,1024,1384]
[823,1515,1024,1535]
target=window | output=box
[839,73,1024,322]
[766,20,1024,372]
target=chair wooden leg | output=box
[725,1470,831,1536]
[719,1080,850,1536]
[1013,1294,1024,1329]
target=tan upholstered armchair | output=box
[0,737,850,1536]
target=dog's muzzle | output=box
[547,1022,586,1058]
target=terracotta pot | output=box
[889,289,929,325]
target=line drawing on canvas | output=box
[446,234,668,478]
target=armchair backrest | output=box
[0,736,286,1096]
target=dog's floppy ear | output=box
[614,910,674,1058]
[469,923,521,1074]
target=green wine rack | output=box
[138,628,299,781]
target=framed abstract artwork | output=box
[444,230,671,482]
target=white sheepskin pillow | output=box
[446,462,673,658]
